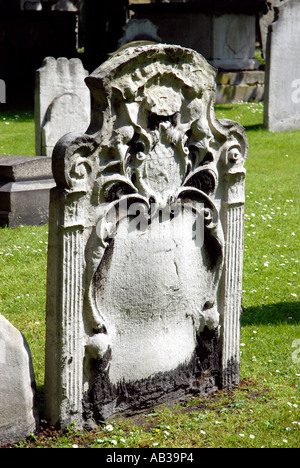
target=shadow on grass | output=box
[244,123,265,132]
[241,302,300,326]
[0,106,33,123]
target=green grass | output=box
[0,107,35,155]
[0,102,299,448]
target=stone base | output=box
[0,155,55,227]
[83,327,221,423]
[216,71,265,103]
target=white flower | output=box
[105,424,114,432]
[110,439,117,445]
[72,444,79,448]
[249,435,255,439]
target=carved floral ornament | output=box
[46,44,248,426]
[54,44,246,223]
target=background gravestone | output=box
[35,56,91,157]
[20,0,42,10]
[0,315,38,447]
[44,43,248,429]
[264,0,300,132]
[130,0,265,71]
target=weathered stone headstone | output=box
[259,0,282,58]
[0,155,55,227]
[264,0,300,132]
[20,0,42,10]
[35,57,90,157]
[0,314,38,447]
[44,43,248,429]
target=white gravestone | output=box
[35,57,90,157]
[0,315,38,446]
[264,0,300,132]
[44,43,248,428]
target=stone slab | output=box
[216,71,264,103]
[0,155,55,227]
[0,155,52,181]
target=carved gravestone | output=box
[44,43,248,428]
[35,57,90,157]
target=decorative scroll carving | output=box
[45,44,248,428]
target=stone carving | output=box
[44,43,248,429]
[35,57,90,157]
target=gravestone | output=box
[44,43,248,429]
[52,0,77,11]
[35,57,90,157]
[0,155,55,227]
[20,0,42,10]
[0,79,5,104]
[0,315,38,447]
[259,0,283,58]
[118,18,161,46]
[264,0,300,132]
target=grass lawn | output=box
[0,102,299,448]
